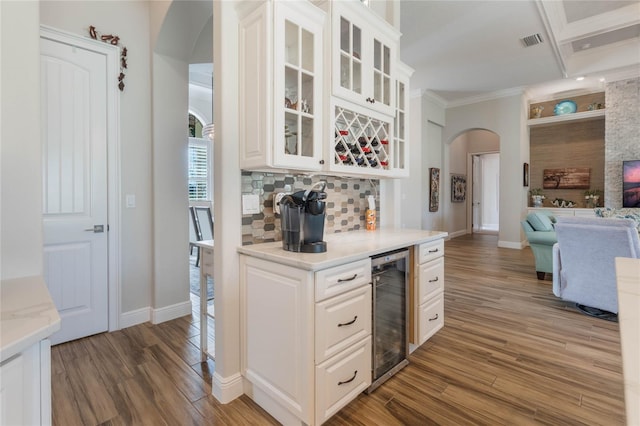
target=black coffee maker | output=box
[279,182,327,253]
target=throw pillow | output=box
[527,212,554,232]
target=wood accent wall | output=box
[530,119,605,207]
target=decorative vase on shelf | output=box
[585,195,599,209]
[531,195,544,208]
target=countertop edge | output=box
[238,229,448,271]
[1,276,62,363]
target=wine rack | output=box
[333,105,390,170]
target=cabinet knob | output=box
[366,97,375,104]
[319,159,324,165]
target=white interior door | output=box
[41,36,109,345]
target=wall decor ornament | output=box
[451,174,467,202]
[543,167,590,189]
[429,168,440,212]
[88,25,128,91]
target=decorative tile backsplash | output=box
[241,171,379,245]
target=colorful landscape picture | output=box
[543,167,590,189]
[623,160,640,207]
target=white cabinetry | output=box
[239,1,325,171]
[0,339,52,425]
[527,208,596,218]
[324,0,399,117]
[392,62,412,177]
[240,255,372,425]
[412,239,445,348]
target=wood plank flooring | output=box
[51,233,625,425]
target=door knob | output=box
[84,225,104,233]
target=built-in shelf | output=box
[527,109,605,128]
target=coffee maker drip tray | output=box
[300,241,327,253]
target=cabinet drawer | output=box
[201,247,214,277]
[315,285,372,363]
[315,258,371,302]
[417,257,444,304]
[417,239,444,264]
[417,294,444,346]
[315,337,371,425]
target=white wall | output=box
[448,133,468,235]
[443,93,527,248]
[421,94,446,232]
[40,1,154,313]
[1,1,43,280]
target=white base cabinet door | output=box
[0,339,52,425]
[241,254,372,425]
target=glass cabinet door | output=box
[276,3,323,170]
[373,39,391,108]
[339,17,362,95]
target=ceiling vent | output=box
[521,33,544,47]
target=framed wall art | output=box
[543,167,590,189]
[451,174,467,202]
[429,167,440,212]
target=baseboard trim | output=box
[449,229,468,239]
[498,240,525,249]
[120,307,150,329]
[151,300,192,324]
[212,371,244,404]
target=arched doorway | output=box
[446,129,500,238]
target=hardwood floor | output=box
[51,234,625,425]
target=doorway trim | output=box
[40,25,121,332]
[467,150,500,235]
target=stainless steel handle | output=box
[84,225,104,233]
[338,370,358,386]
[429,314,439,321]
[337,273,358,283]
[337,316,357,327]
[428,277,439,283]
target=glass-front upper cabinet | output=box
[275,2,324,170]
[392,62,413,177]
[327,0,399,117]
[239,1,325,172]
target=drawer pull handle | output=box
[428,248,439,253]
[429,314,439,321]
[338,370,358,386]
[428,277,439,283]
[337,316,358,327]
[337,274,358,283]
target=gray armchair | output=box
[552,216,640,317]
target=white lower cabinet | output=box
[240,254,372,425]
[412,240,445,348]
[315,337,371,425]
[0,339,52,425]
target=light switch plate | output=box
[242,194,261,215]
[126,194,136,208]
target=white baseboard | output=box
[212,371,244,404]
[498,240,525,249]
[119,307,150,329]
[448,229,468,239]
[151,300,192,324]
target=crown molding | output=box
[445,87,525,109]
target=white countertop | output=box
[237,228,448,270]
[615,257,640,426]
[1,276,61,362]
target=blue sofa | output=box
[552,216,640,316]
[521,212,557,279]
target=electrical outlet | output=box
[274,192,287,215]
[242,194,261,215]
